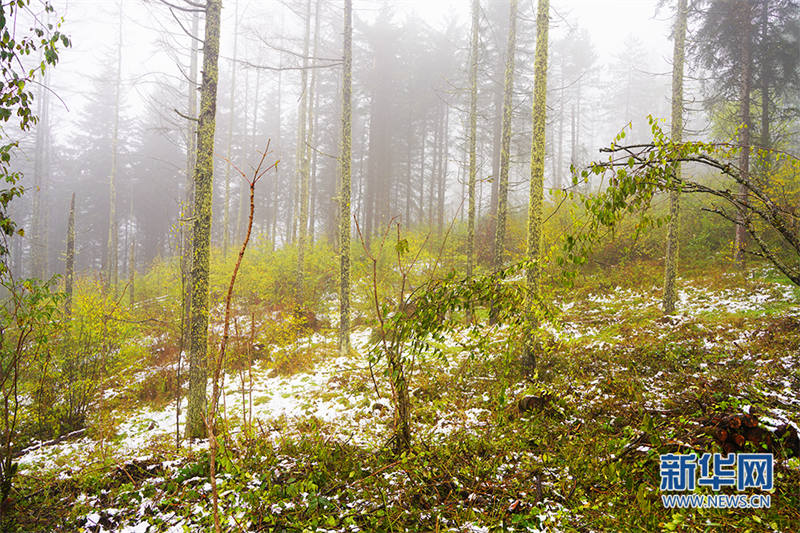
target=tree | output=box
[524,0,549,337]
[0,0,68,513]
[296,0,319,300]
[466,0,479,281]
[30,74,51,279]
[571,120,800,288]
[186,0,223,440]
[492,0,518,269]
[221,0,240,257]
[663,0,688,314]
[338,0,352,355]
[106,0,124,293]
[65,193,75,317]
[691,0,800,264]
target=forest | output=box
[0,0,799,531]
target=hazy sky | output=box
[41,0,673,144]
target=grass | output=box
[6,259,800,532]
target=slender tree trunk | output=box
[489,4,508,227]
[418,124,426,225]
[309,73,321,244]
[429,111,439,229]
[222,0,239,256]
[31,72,50,279]
[492,0,517,268]
[759,0,771,175]
[65,193,75,317]
[129,238,135,307]
[734,1,752,265]
[236,70,249,242]
[663,0,687,315]
[272,49,283,250]
[437,107,448,236]
[297,0,318,300]
[106,0,123,294]
[179,12,200,442]
[186,0,223,440]
[467,0,479,279]
[338,0,353,355]
[555,70,564,191]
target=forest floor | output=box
[9,262,800,532]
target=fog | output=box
[6,0,758,277]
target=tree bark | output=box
[338,0,353,355]
[663,0,687,315]
[467,0,479,279]
[65,193,75,317]
[222,0,239,256]
[525,0,549,302]
[492,0,517,269]
[106,0,123,294]
[186,0,223,440]
[31,70,50,279]
[734,1,752,265]
[297,0,319,300]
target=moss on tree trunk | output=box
[186,0,223,440]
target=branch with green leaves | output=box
[564,116,800,285]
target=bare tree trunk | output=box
[297,0,318,300]
[662,0,687,315]
[492,0,517,269]
[222,0,240,256]
[65,193,75,317]
[31,70,50,279]
[467,0,479,280]
[437,107,448,237]
[759,0,771,175]
[734,1,752,265]
[128,238,135,307]
[339,0,353,355]
[186,0,223,440]
[106,0,123,294]
[489,3,508,228]
[418,123,426,225]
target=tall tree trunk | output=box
[418,123,426,225]
[734,1,752,265]
[492,0,517,268]
[186,0,223,440]
[437,107,448,236]
[525,0,549,304]
[759,0,771,174]
[338,0,353,355]
[429,110,439,229]
[236,69,249,242]
[663,0,687,315]
[309,73,321,244]
[31,71,50,279]
[555,70,564,191]
[489,2,508,227]
[106,0,123,294]
[65,193,75,318]
[180,10,200,418]
[128,238,135,307]
[467,0,479,279]
[297,0,318,300]
[222,0,239,256]
[272,47,283,250]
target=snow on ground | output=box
[17,270,799,478]
[17,326,493,475]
